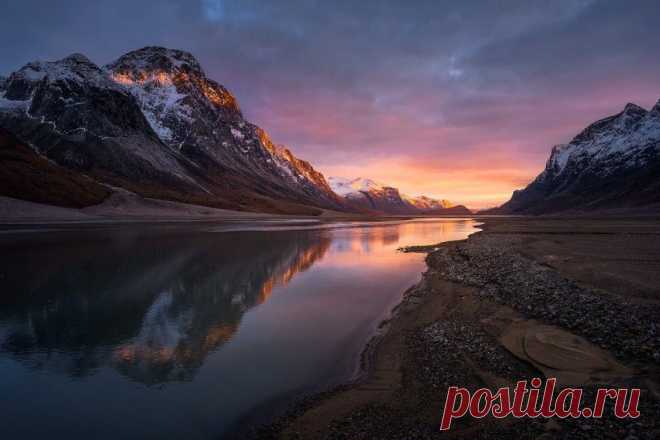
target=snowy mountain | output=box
[328,177,385,197]
[402,194,455,211]
[328,176,470,214]
[0,47,342,214]
[328,177,410,213]
[494,101,660,214]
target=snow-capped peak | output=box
[499,98,660,214]
[2,53,122,102]
[105,46,241,143]
[328,176,461,213]
[327,177,387,196]
[107,46,203,74]
[0,46,344,212]
[540,101,660,180]
[105,46,237,111]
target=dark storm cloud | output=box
[1,0,659,207]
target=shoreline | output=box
[0,195,480,226]
[242,263,438,440]
[258,217,660,440]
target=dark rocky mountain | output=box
[0,128,110,207]
[491,101,660,214]
[0,47,343,214]
[328,177,471,215]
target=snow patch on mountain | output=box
[111,71,192,142]
[231,127,244,140]
[328,177,387,197]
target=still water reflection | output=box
[0,219,476,439]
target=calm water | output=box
[0,218,476,439]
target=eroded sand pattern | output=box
[500,320,634,385]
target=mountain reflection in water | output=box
[0,219,477,439]
[0,229,331,383]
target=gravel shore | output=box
[259,218,660,440]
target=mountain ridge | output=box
[489,100,660,214]
[0,46,343,215]
[328,176,471,215]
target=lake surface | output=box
[0,218,477,439]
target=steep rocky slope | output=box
[493,101,660,214]
[0,128,110,208]
[0,47,342,214]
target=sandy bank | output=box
[0,192,373,225]
[0,194,275,224]
[0,192,479,227]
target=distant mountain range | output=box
[9,47,656,218]
[488,101,660,214]
[0,47,466,217]
[328,177,471,214]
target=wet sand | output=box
[260,217,660,440]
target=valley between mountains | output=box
[1,46,659,222]
[0,47,469,221]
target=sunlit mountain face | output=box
[0,47,345,215]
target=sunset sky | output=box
[2,1,659,208]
